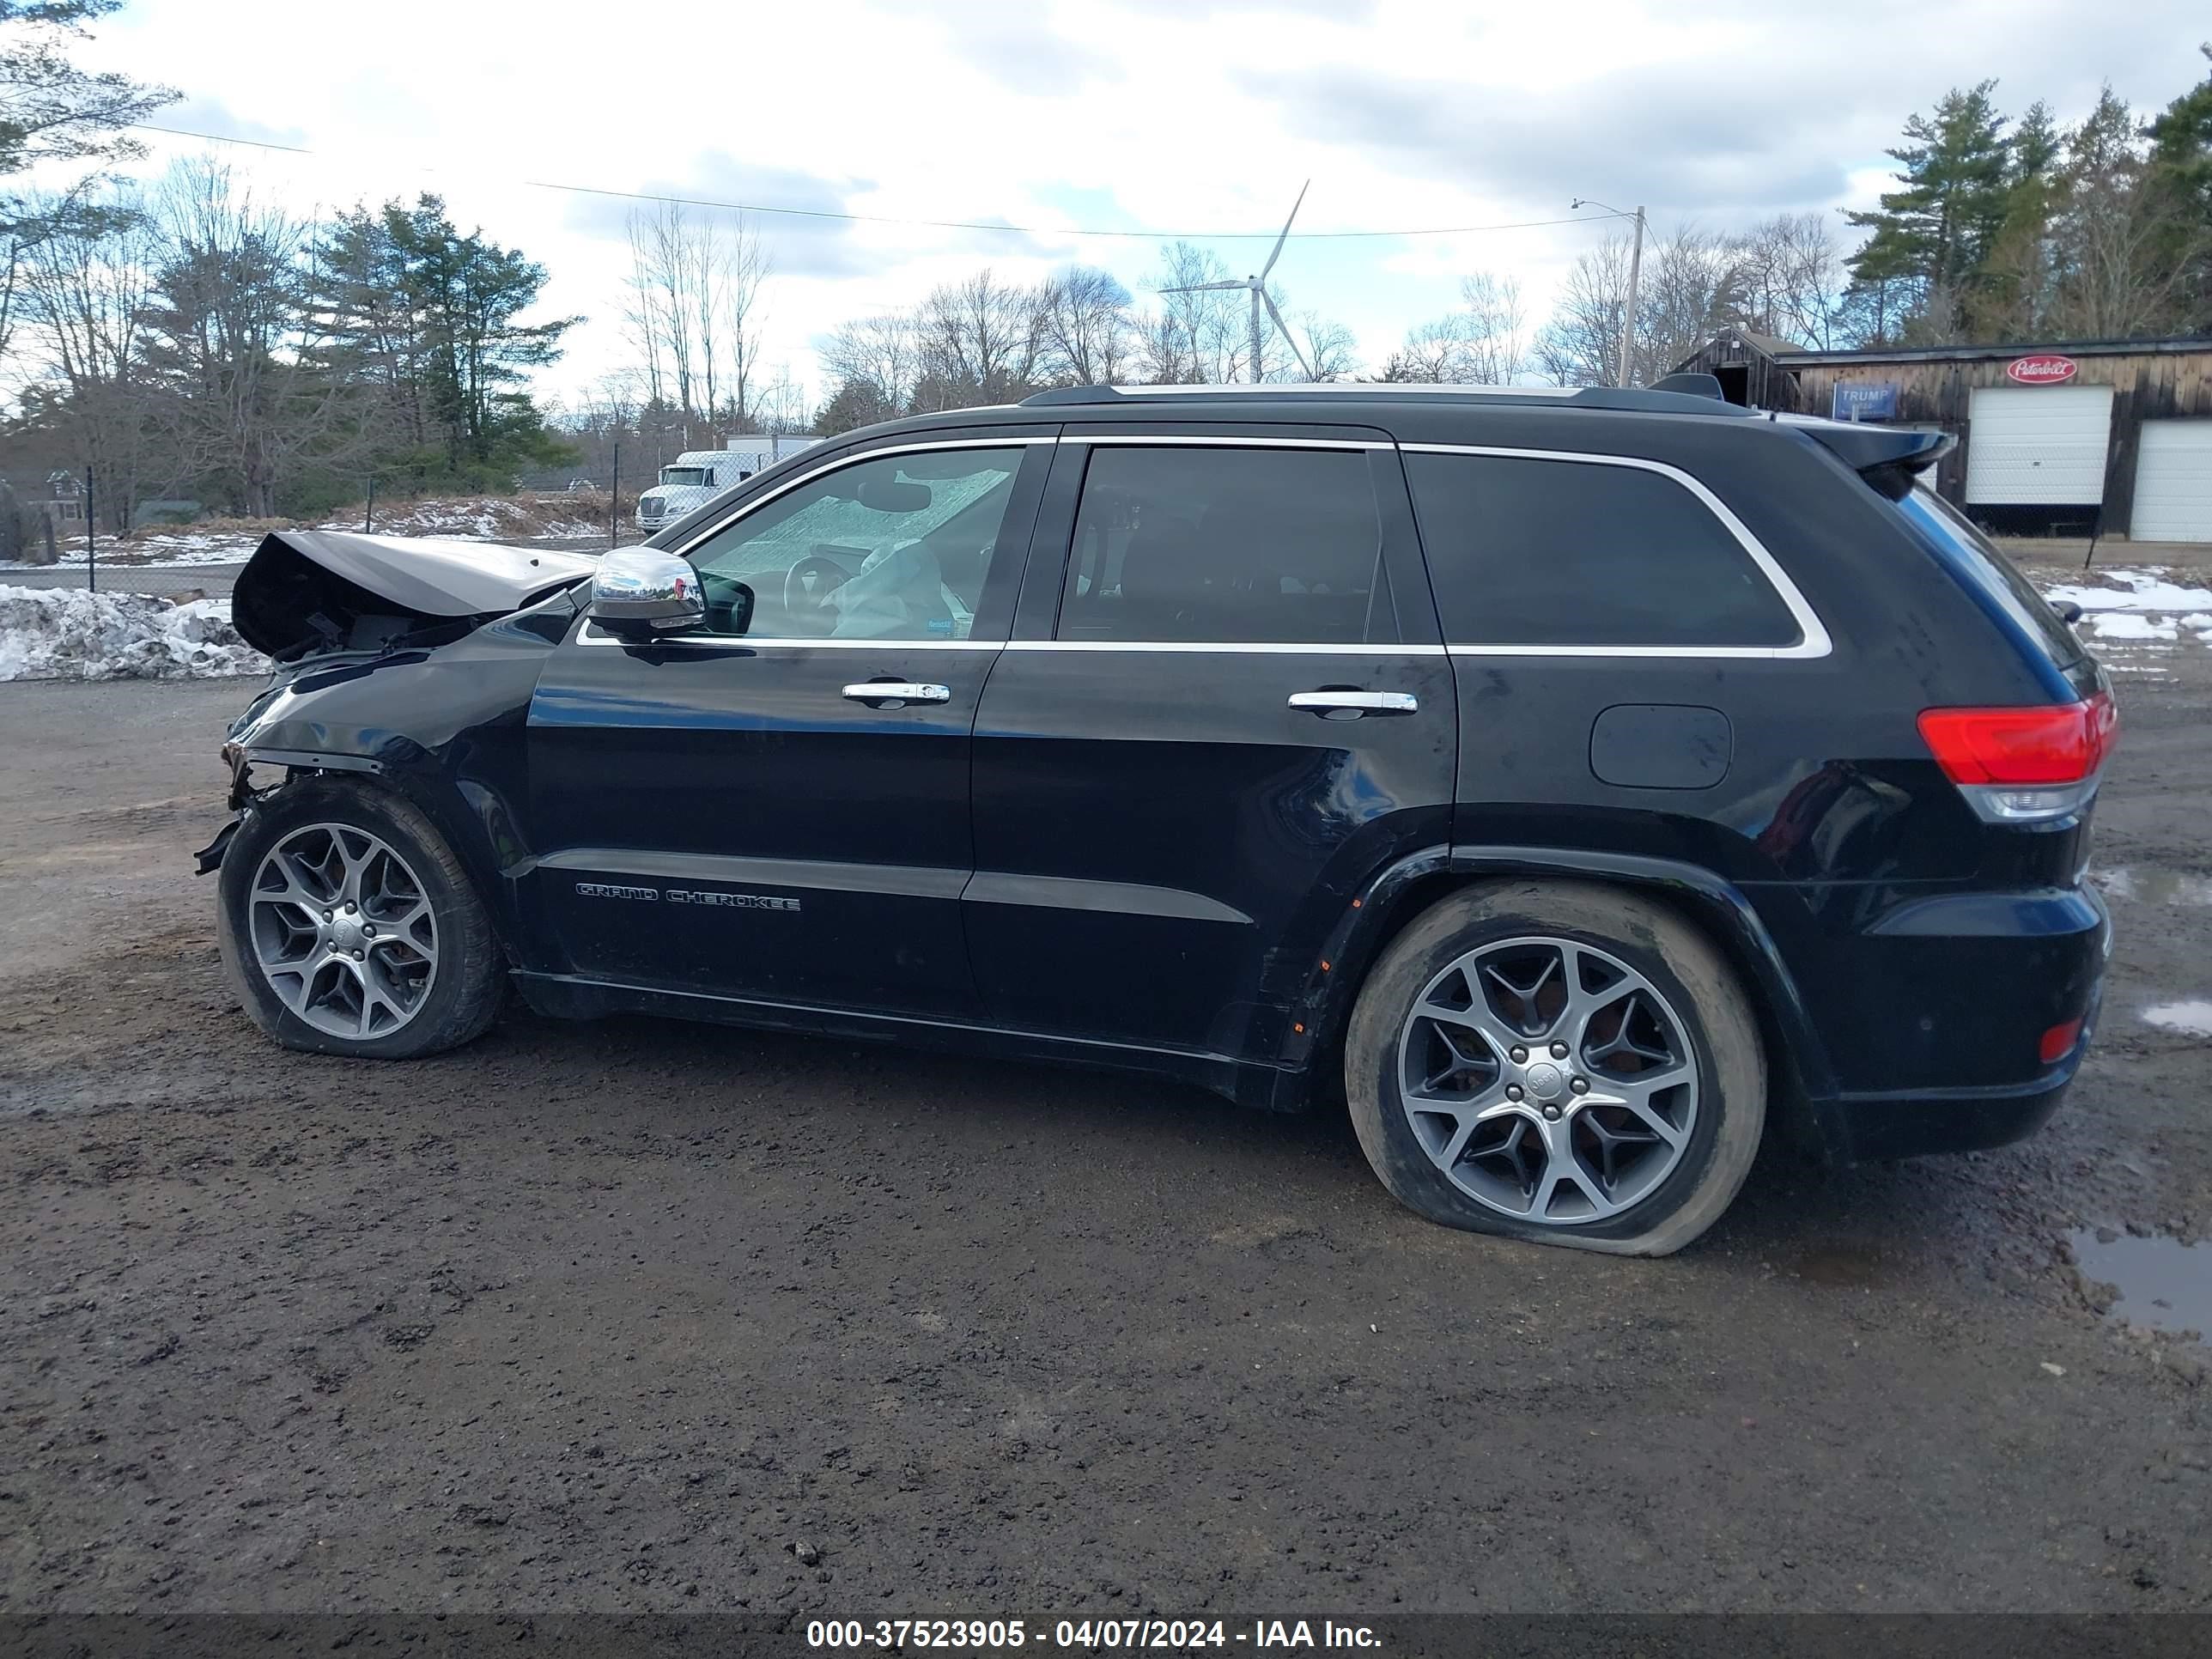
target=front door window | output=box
[681,447,1027,640]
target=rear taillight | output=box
[1917,691,2118,823]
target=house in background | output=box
[1676,329,2212,541]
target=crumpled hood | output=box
[233,530,599,660]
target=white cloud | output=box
[70,0,2212,409]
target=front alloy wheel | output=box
[247,823,440,1040]
[1398,936,1698,1224]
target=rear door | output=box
[524,431,1052,1017]
[965,426,1457,1066]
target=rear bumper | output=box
[1826,1068,2077,1163]
[1770,880,2111,1164]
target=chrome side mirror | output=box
[588,549,703,640]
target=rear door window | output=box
[1405,451,1802,648]
[1058,445,1395,645]
[1894,484,2084,668]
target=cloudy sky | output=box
[76,0,2212,408]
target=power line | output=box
[125,122,1608,242]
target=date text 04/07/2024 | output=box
[804,1618,1382,1650]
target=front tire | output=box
[1344,880,1765,1255]
[217,778,504,1059]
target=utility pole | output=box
[609,441,620,550]
[84,465,96,595]
[1618,205,1647,389]
[1572,198,1649,388]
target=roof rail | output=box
[1018,382,1757,417]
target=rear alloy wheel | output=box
[1345,881,1765,1255]
[1399,936,1697,1224]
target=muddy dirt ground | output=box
[2,557,2208,1620]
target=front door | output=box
[525,434,1052,1018]
[966,428,1457,1065]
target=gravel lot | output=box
[2,551,2208,1621]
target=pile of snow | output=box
[2041,568,2212,647]
[323,495,603,541]
[0,585,266,682]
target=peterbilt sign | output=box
[2006,355,2080,385]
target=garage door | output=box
[2131,419,2212,542]
[1966,384,2114,504]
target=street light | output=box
[1571,197,1647,389]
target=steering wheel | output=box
[782,555,849,632]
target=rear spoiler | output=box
[1794,421,1955,501]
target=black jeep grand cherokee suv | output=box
[206,381,2114,1255]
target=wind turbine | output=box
[1163,181,1315,384]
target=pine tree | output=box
[383,195,579,479]
[1971,100,2064,338]
[1845,82,2014,339]
[2146,42,2212,326]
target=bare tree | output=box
[818,309,917,416]
[1036,264,1134,385]
[1389,275,1526,384]
[1538,224,1744,386]
[138,158,362,518]
[1453,271,1528,384]
[1534,232,1633,386]
[17,178,159,523]
[1284,306,1356,381]
[2043,88,2203,338]
[720,212,770,429]
[1132,305,1198,384]
[914,268,1044,407]
[1730,213,1849,348]
[1151,240,1243,384]
[623,203,773,427]
[750,365,807,434]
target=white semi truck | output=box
[635,434,822,534]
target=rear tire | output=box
[1344,880,1765,1255]
[217,778,504,1060]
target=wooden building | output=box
[1675,330,2212,540]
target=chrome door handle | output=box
[842,681,951,705]
[1287,690,1419,715]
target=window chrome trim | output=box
[1399,442,1834,660]
[666,435,1053,559]
[1073,433,1389,450]
[573,623,1443,655]
[574,623,1000,650]
[1004,640,1446,656]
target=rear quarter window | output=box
[1404,452,1802,648]
[1893,485,2084,669]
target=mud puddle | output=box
[2070,1229,2211,1345]
[2094,866,2212,906]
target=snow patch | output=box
[0,531,261,570]
[0,585,266,682]
[2086,611,2179,641]
[2042,569,2212,613]
[324,496,602,541]
[2142,1000,2212,1038]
